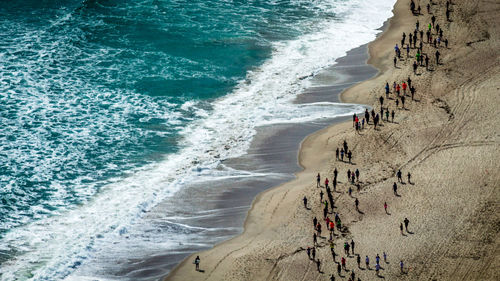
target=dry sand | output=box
[165,0,500,280]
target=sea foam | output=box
[0,0,396,280]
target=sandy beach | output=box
[165,0,500,280]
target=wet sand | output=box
[116,38,378,280]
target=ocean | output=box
[0,0,395,280]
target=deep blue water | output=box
[0,0,395,279]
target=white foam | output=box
[0,0,396,280]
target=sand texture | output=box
[165,0,500,280]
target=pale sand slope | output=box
[165,0,500,280]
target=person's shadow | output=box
[197,269,205,273]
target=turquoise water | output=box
[0,0,332,235]
[0,0,395,279]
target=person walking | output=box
[365,256,370,269]
[341,257,346,270]
[400,260,404,273]
[316,259,321,272]
[404,217,410,232]
[350,239,355,255]
[384,202,388,214]
[397,169,403,182]
[320,190,324,203]
[355,169,360,181]
[194,256,201,271]
[312,247,316,260]
[435,50,440,64]
[400,223,404,235]
[393,182,398,196]
[317,173,321,187]
[383,252,387,263]
[407,172,412,184]
[336,148,339,160]
[303,196,308,208]
[307,247,311,259]
[357,254,361,268]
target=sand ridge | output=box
[165,0,500,280]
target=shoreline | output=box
[165,0,500,280]
[132,31,379,280]
[163,5,394,281]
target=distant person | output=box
[435,50,441,64]
[400,223,404,235]
[404,218,410,232]
[379,96,384,107]
[393,182,398,195]
[317,173,321,187]
[385,82,390,97]
[397,170,403,182]
[312,247,316,259]
[400,260,404,273]
[365,255,370,269]
[320,190,324,202]
[307,247,311,259]
[350,239,355,255]
[391,110,395,122]
[330,274,335,281]
[194,255,200,271]
[337,263,342,276]
[316,259,321,272]
[407,172,412,184]
[357,255,361,268]
[303,196,308,208]
[336,148,339,160]
[383,251,387,263]
[341,257,346,270]
[355,169,360,181]
[413,61,418,74]
[384,202,388,214]
[348,151,352,164]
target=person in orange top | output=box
[402,82,407,95]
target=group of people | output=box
[298,1,455,279]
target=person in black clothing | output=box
[404,218,410,232]
[436,50,441,64]
[303,196,308,208]
[393,182,398,195]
